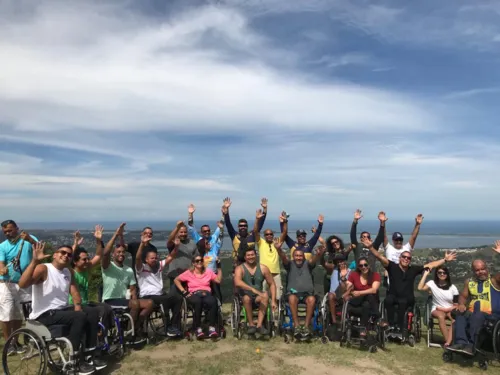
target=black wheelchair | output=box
[339,298,386,352]
[424,295,453,348]
[180,293,226,341]
[380,300,422,347]
[230,293,275,340]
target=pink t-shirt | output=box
[177,269,217,293]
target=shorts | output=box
[263,273,282,299]
[104,298,130,308]
[286,291,314,303]
[239,291,261,308]
[0,282,31,321]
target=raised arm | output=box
[417,268,431,291]
[372,217,386,250]
[89,225,104,268]
[361,238,389,267]
[423,250,457,271]
[102,223,125,270]
[167,221,185,249]
[135,233,151,272]
[72,230,84,252]
[492,240,500,284]
[164,236,180,266]
[311,226,326,246]
[378,211,389,247]
[274,238,289,266]
[279,212,288,244]
[18,242,50,288]
[309,245,326,266]
[254,209,265,243]
[257,198,268,231]
[350,209,362,247]
[308,214,324,247]
[408,214,424,249]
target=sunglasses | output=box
[194,259,203,264]
[202,229,211,233]
[264,232,273,236]
[437,271,447,275]
[331,240,339,245]
[359,263,369,268]
[58,250,73,258]
[361,235,371,238]
[297,234,306,237]
[80,258,89,262]
[238,225,248,228]
[400,255,412,260]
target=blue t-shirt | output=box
[0,236,38,283]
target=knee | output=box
[129,300,140,310]
[145,300,154,311]
[242,295,251,304]
[306,296,316,306]
[328,293,336,302]
[288,295,297,304]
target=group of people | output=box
[1,198,500,374]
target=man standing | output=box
[234,245,277,336]
[222,197,268,268]
[0,220,38,355]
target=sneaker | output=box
[78,361,96,375]
[460,344,474,356]
[258,326,269,336]
[247,326,257,335]
[196,327,204,338]
[447,343,465,352]
[172,327,182,337]
[167,326,178,337]
[6,345,16,356]
[208,327,218,338]
[15,343,27,354]
[92,357,108,371]
[304,326,313,337]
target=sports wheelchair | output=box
[339,298,386,352]
[2,301,92,375]
[277,289,328,344]
[180,293,226,341]
[230,293,275,340]
[442,313,500,371]
[380,300,422,347]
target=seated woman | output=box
[326,252,350,325]
[174,255,223,338]
[343,256,382,338]
[417,265,458,347]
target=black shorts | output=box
[104,298,130,308]
[239,291,261,307]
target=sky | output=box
[1,0,500,223]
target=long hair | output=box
[191,254,205,273]
[326,235,345,253]
[433,265,452,290]
[355,256,374,285]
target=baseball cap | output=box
[296,229,307,236]
[392,232,404,241]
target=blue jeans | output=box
[454,310,487,346]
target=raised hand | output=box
[317,214,324,224]
[444,250,457,262]
[116,223,126,236]
[315,245,326,255]
[360,237,373,248]
[415,214,424,225]
[188,204,196,214]
[256,209,265,219]
[261,197,268,209]
[217,220,224,230]
[492,240,500,254]
[273,238,283,250]
[378,211,388,223]
[73,230,84,245]
[221,205,228,215]
[311,226,317,234]
[141,233,150,244]
[354,209,363,221]
[94,225,104,240]
[223,197,232,209]
[33,242,50,262]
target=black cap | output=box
[392,232,404,241]
[296,229,307,236]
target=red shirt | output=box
[348,271,380,291]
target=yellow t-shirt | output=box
[257,238,280,274]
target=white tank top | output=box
[30,263,71,319]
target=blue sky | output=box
[0,0,499,222]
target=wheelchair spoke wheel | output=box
[149,308,168,337]
[2,329,47,375]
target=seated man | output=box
[275,240,326,337]
[448,244,500,356]
[234,244,277,336]
[363,238,456,332]
[101,223,154,341]
[135,232,182,337]
[19,242,105,375]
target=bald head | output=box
[472,259,489,281]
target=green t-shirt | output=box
[102,261,136,301]
[69,269,89,305]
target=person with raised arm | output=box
[383,213,424,263]
[446,242,500,356]
[123,227,157,279]
[19,242,105,374]
[254,211,287,300]
[136,232,182,337]
[280,213,324,261]
[70,226,113,333]
[275,239,326,338]
[0,220,38,353]
[417,265,459,347]
[222,197,268,269]
[101,223,154,342]
[349,210,386,269]
[362,237,457,332]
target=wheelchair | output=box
[380,299,422,347]
[230,293,275,340]
[180,293,226,341]
[277,289,328,344]
[424,295,452,348]
[442,313,500,371]
[320,293,345,342]
[339,298,386,352]
[2,301,82,375]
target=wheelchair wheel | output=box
[149,306,168,337]
[231,298,240,338]
[442,351,453,363]
[2,329,48,375]
[414,307,422,343]
[479,360,488,371]
[493,319,500,359]
[408,335,415,348]
[180,298,189,334]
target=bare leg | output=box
[432,310,451,346]
[288,295,299,329]
[304,296,316,327]
[256,293,269,328]
[328,293,337,323]
[242,295,255,327]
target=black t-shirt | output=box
[386,261,424,298]
[126,242,158,264]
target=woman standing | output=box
[418,266,458,347]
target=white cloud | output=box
[444,87,500,99]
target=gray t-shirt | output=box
[284,260,315,294]
[166,240,198,278]
[352,243,377,269]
